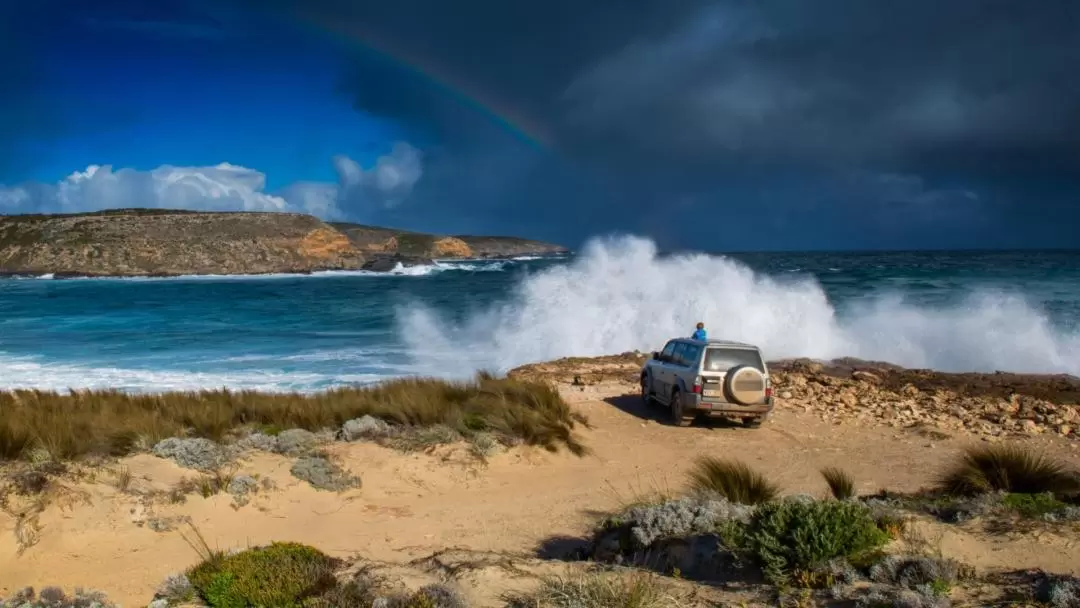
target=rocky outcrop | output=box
[769,359,1080,440]
[0,210,363,277]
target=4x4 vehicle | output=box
[640,338,773,427]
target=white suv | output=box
[640,338,773,427]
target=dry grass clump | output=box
[506,571,682,608]
[937,444,1080,497]
[0,373,588,462]
[686,457,779,505]
[821,467,857,500]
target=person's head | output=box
[696,322,704,329]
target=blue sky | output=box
[17,10,402,189]
[2,0,1079,250]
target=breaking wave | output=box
[398,236,1080,377]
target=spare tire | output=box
[725,365,767,405]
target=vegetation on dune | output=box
[937,444,1080,497]
[187,542,341,608]
[820,467,857,501]
[686,456,779,505]
[0,373,588,462]
[744,499,890,584]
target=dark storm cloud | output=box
[264,0,1080,176]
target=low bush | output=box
[0,586,116,608]
[187,542,341,608]
[746,499,890,584]
[686,457,779,505]
[937,444,1080,497]
[821,467,857,500]
[0,374,588,462]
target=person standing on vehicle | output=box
[692,322,707,341]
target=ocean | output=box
[1,236,1078,393]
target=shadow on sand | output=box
[601,393,748,430]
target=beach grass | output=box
[0,373,588,462]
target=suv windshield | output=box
[703,348,764,372]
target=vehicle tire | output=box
[724,365,768,405]
[670,389,695,427]
[640,373,655,406]
[743,413,769,428]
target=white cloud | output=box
[0,142,423,220]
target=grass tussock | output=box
[507,572,680,608]
[686,456,779,505]
[0,373,588,463]
[938,444,1080,497]
[820,467,856,500]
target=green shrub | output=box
[1001,492,1070,518]
[187,542,340,608]
[747,499,890,584]
[938,444,1080,497]
[686,457,779,505]
[821,467,856,500]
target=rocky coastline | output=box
[0,209,567,278]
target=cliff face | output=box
[0,210,363,277]
[331,223,567,259]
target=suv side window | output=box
[660,341,677,362]
[670,342,689,366]
[681,343,702,368]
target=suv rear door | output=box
[700,346,768,402]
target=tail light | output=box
[765,387,773,398]
[692,376,702,394]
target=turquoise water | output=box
[1,237,1078,392]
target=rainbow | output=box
[305,14,554,149]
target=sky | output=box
[1,0,1078,251]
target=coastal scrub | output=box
[0,373,588,463]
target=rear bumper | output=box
[686,395,773,417]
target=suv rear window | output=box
[703,348,764,372]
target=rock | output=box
[341,415,392,441]
[148,600,170,608]
[1059,425,1073,436]
[361,254,434,272]
[274,429,318,456]
[290,456,361,492]
[780,391,793,400]
[852,370,882,384]
[152,438,226,471]
[1021,420,1039,433]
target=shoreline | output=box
[0,253,567,281]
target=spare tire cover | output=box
[725,365,767,405]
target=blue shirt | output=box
[692,328,707,341]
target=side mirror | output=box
[652,352,660,360]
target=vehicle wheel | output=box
[640,374,655,406]
[670,389,695,427]
[743,414,768,428]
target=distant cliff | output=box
[330,223,569,259]
[0,210,568,277]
